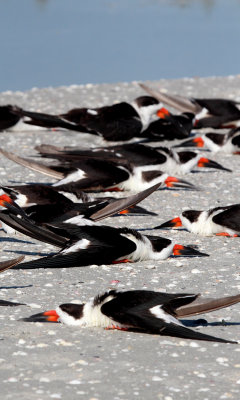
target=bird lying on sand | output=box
[0,208,208,269]
[140,83,240,129]
[155,203,240,237]
[23,289,240,344]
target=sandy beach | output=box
[0,76,240,400]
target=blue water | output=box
[1,0,240,91]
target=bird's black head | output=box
[59,303,84,319]
[147,235,172,252]
[181,210,201,223]
[135,96,159,108]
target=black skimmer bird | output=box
[11,96,164,141]
[0,211,208,269]
[141,109,194,141]
[0,184,89,207]
[174,128,240,154]
[10,103,192,142]
[0,183,159,227]
[0,105,46,132]
[140,83,240,129]
[23,289,240,343]
[0,255,25,306]
[153,147,231,174]
[0,148,197,193]
[155,203,240,237]
[0,105,21,131]
[36,142,231,175]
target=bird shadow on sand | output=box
[0,237,34,245]
[137,227,188,232]
[3,250,53,257]
[7,180,49,185]
[191,170,230,174]
[0,284,33,290]
[158,187,200,192]
[181,319,240,328]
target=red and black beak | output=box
[197,157,232,172]
[164,176,197,190]
[22,309,60,323]
[156,107,171,119]
[173,244,209,257]
[118,209,131,215]
[0,194,28,218]
[154,216,182,229]
[173,137,205,149]
[0,194,14,208]
[157,108,190,138]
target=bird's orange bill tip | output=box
[171,217,182,227]
[154,216,182,229]
[0,194,13,206]
[156,107,170,119]
[197,157,210,168]
[43,309,60,322]
[164,176,178,187]
[173,244,209,257]
[173,138,203,149]
[164,176,195,189]
[23,309,60,323]
[173,244,184,256]
[193,137,204,147]
[119,209,130,215]
[165,176,178,183]
[234,151,240,155]
[215,232,238,237]
[197,157,232,172]
[112,259,131,264]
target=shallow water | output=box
[1,0,240,91]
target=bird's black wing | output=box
[0,148,64,179]
[195,98,240,117]
[30,183,159,224]
[142,116,190,141]
[212,204,240,231]
[139,83,200,113]
[52,158,130,192]
[2,184,75,207]
[35,143,166,167]
[0,256,25,273]
[35,143,124,163]
[101,291,236,343]
[18,109,93,132]
[110,143,167,166]
[16,225,137,269]
[176,293,240,317]
[80,102,142,141]
[0,212,67,247]
[90,183,160,221]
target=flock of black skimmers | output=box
[0,82,240,344]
